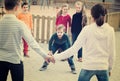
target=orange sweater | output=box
[17,12,33,30]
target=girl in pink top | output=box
[56,3,71,34]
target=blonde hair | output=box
[75,1,83,7]
[56,24,65,31]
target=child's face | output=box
[62,6,68,14]
[75,5,82,13]
[57,29,64,39]
[22,5,28,12]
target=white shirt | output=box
[54,23,116,71]
[0,14,47,64]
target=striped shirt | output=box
[0,14,46,64]
[54,23,116,71]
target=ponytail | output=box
[96,15,104,26]
[91,4,107,27]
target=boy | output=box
[0,0,54,81]
[39,24,76,74]
[17,2,33,57]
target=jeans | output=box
[0,61,24,81]
[78,69,109,81]
[72,33,82,58]
[42,43,76,70]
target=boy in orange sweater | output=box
[17,2,33,57]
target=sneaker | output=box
[71,70,77,74]
[77,58,82,62]
[24,54,30,58]
[39,67,47,71]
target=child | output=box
[0,0,54,81]
[17,2,33,57]
[71,1,87,62]
[54,4,115,81]
[39,24,76,74]
[56,3,71,35]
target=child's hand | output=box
[48,51,53,56]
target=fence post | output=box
[36,15,40,42]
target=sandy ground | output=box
[7,5,120,81]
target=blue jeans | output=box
[78,69,109,81]
[0,61,24,81]
[72,33,82,58]
[42,43,76,70]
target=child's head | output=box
[61,3,69,14]
[91,4,107,26]
[57,3,69,17]
[56,24,65,39]
[75,1,83,13]
[21,2,28,12]
[4,0,20,11]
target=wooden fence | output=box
[32,15,56,43]
[32,12,120,43]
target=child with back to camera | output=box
[39,24,76,74]
[54,4,116,81]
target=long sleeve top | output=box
[56,14,71,32]
[49,33,71,50]
[54,23,116,71]
[71,12,82,34]
[17,12,33,30]
[0,14,46,64]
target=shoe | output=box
[71,70,77,74]
[24,54,30,58]
[39,66,47,71]
[77,58,82,62]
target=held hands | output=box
[44,51,55,64]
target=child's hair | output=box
[91,4,107,26]
[57,3,69,17]
[56,24,65,32]
[4,0,20,10]
[21,2,28,8]
[75,1,87,27]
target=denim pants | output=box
[0,61,24,81]
[72,33,82,58]
[42,43,76,70]
[78,69,109,81]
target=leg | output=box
[40,44,58,71]
[67,56,76,74]
[77,48,82,62]
[96,70,109,81]
[0,61,9,81]
[61,44,76,74]
[23,38,29,57]
[78,69,94,81]
[10,61,24,81]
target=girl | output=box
[71,1,87,62]
[56,3,71,35]
[54,4,116,81]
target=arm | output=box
[67,15,72,35]
[29,14,33,34]
[108,28,116,76]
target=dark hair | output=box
[4,0,20,10]
[91,4,107,26]
[21,2,28,8]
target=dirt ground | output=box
[7,5,120,81]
